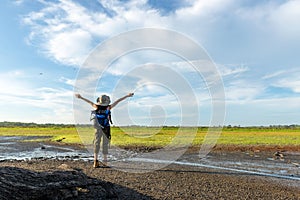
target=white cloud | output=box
[262,68,300,93]
[268,0,300,39]
[275,77,300,93]
[21,0,239,67]
[22,0,300,68]
[236,0,300,40]
[262,70,286,80]
[60,77,75,87]
[0,70,31,97]
[22,0,166,66]
[217,64,249,77]
[176,0,234,17]
[46,29,92,66]
[17,0,300,125]
[0,70,75,123]
[225,96,300,126]
[13,0,24,5]
[225,80,264,102]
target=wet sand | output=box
[0,141,299,199]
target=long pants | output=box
[93,126,110,155]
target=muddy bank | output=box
[0,159,299,200]
[1,137,299,199]
[1,137,299,180]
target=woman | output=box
[75,92,134,168]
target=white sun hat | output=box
[98,95,111,106]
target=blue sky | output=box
[0,0,300,126]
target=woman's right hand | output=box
[75,93,82,99]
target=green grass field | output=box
[1,126,300,149]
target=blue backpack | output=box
[91,106,112,129]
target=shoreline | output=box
[0,140,299,199]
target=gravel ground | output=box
[0,159,299,200]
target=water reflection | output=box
[0,136,89,161]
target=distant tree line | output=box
[224,124,300,130]
[0,121,75,128]
[0,121,299,129]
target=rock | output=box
[273,151,284,159]
[0,167,117,200]
[291,162,299,167]
[56,137,66,142]
[57,163,74,171]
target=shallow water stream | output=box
[1,136,299,182]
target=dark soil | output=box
[0,141,299,199]
[0,159,299,200]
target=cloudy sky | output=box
[0,0,300,126]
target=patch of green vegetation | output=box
[0,127,80,144]
[0,125,299,147]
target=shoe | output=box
[102,160,110,168]
[93,160,100,168]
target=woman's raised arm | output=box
[75,94,98,109]
[110,93,134,109]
